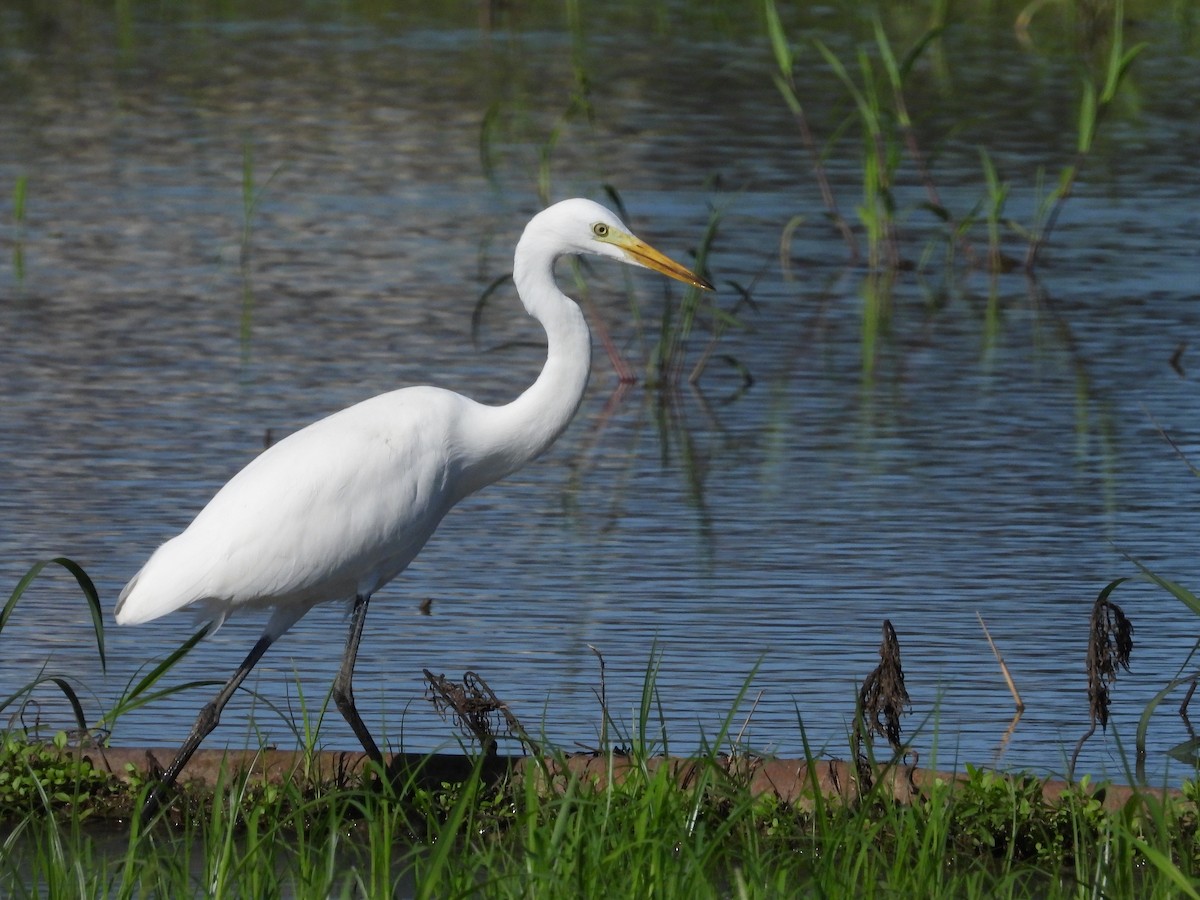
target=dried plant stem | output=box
[423,669,538,757]
[732,689,765,751]
[1069,585,1134,779]
[588,644,609,751]
[853,620,912,788]
[977,613,1024,713]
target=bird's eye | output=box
[592,223,609,238]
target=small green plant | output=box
[945,765,1047,858]
[0,731,119,819]
[977,147,1013,274]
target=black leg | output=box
[332,593,383,764]
[141,633,275,822]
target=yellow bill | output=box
[607,231,714,292]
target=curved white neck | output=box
[469,239,592,486]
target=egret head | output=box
[522,198,713,292]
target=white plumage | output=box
[119,389,468,634]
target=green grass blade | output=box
[414,758,484,900]
[478,101,501,185]
[1100,0,1146,104]
[978,147,1000,193]
[1124,554,1200,617]
[12,174,27,223]
[1137,674,1195,758]
[764,0,793,75]
[873,17,902,94]
[107,679,223,722]
[601,183,630,224]
[0,670,86,724]
[48,677,89,733]
[814,39,872,124]
[1076,80,1098,154]
[2,567,43,634]
[1132,837,1200,899]
[54,558,105,673]
[1119,557,1200,756]
[899,25,945,80]
[101,627,209,727]
[771,72,805,119]
[2,558,105,672]
[471,273,515,348]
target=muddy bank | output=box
[81,747,1181,812]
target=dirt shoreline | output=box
[80,747,1183,812]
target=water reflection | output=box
[2,9,1200,786]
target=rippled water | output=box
[2,7,1199,785]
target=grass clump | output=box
[412,755,1200,897]
[2,732,1200,895]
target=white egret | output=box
[116,198,712,817]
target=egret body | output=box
[116,198,712,817]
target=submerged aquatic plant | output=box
[765,0,1144,279]
[1022,0,1145,271]
[765,0,858,263]
[767,1,950,271]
